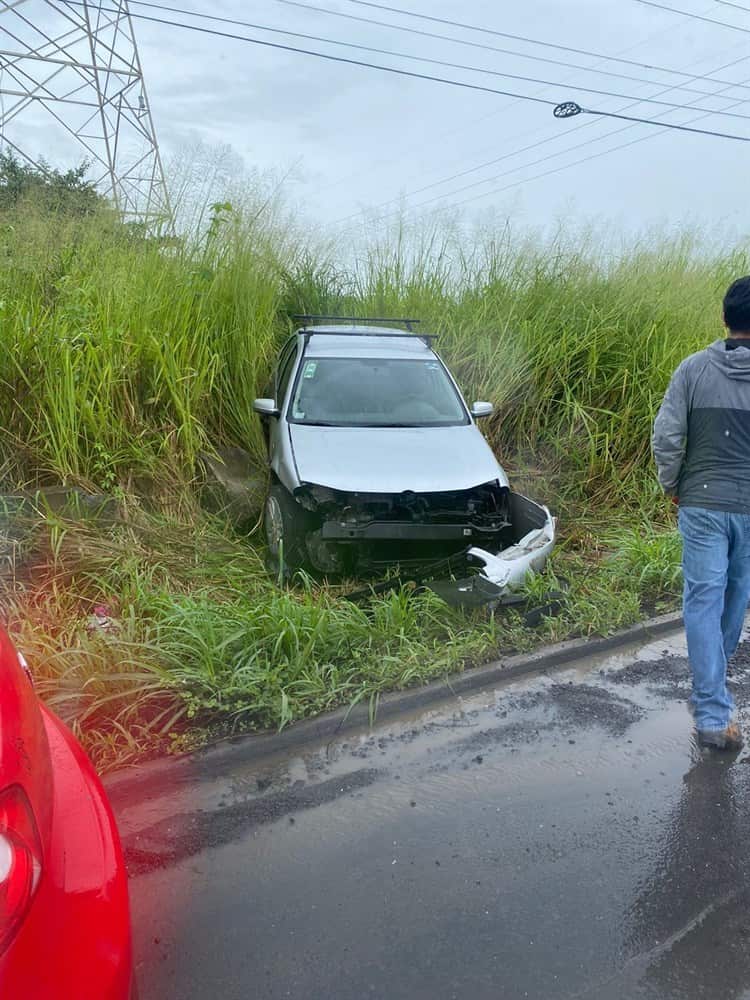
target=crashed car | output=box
[253,318,555,590]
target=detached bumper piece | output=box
[470,504,556,590]
[428,496,556,608]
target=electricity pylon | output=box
[0,0,172,230]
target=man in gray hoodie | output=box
[652,275,750,751]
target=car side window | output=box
[276,343,298,406]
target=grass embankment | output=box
[0,203,737,768]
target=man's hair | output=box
[723,276,750,333]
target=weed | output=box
[606,522,682,599]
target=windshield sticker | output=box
[303,361,317,379]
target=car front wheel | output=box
[265,484,307,576]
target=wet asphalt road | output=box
[113,628,750,1000]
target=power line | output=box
[450,136,688,212]
[321,0,750,91]
[336,47,750,230]
[451,84,750,214]
[386,127,624,216]
[334,129,593,225]
[51,5,564,108]
[67,2,750,142]
[336,121,653,226]
[633,0,750,33]
[580,101,747,129]
[428,61,750,214]
[262,0,750,100]
[107,0,750,119]
[716,0,750,11]
[321,3,738,211]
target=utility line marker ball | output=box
[554,102,585,119]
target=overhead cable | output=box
[322,5,744,210]
[108,0,750,118]
[334,47,750,229]
[428,62,750,212]
[451,85,750,212]
[262,0,750,99]
[633,0,750,32]
[321,0,750,89]
[68,2,750,143]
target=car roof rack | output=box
[290,314,436,346]
[292,314,420,330]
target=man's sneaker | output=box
[697,723,744,751]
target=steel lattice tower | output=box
[0,0,172,229]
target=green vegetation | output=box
[0,152,105,215]
[6,510,502,767]
[0,180,726,769]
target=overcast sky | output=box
[3,0,750,240]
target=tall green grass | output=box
[0,200,742,767]
[0,201,286,487]
[0,206,750,501]
[1,204,743,503]
[4,510,500,767]
[326,225,745,504]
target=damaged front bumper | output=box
[427,496,557,607]
[294,482,556,592]
[295,481,512,572]
[321,521,501,543]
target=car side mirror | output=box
[253,398,280,418]
[470,401,494,419]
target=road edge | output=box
[104,610,683,800]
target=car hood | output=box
[289,424,508,493]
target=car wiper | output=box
[301,421,412,428]
[350,421,421,428]
[300,421,433,428]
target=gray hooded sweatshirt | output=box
[652,339,750,512]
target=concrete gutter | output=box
[104,610,683,801]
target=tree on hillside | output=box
[0,151,106,215]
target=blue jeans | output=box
[679,506,750,732]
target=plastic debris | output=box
[86,604,118,635]
[468,507,556,592]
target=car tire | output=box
[265,483,307,577]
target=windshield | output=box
[289,357,469,427]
